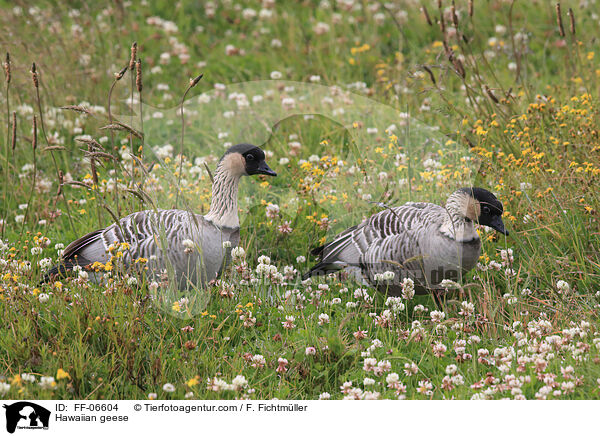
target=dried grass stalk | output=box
[4,53,10,83]
[556,3,565,37]
[421,5,432,26]
[485,85,499,104]
[43,145,66,152]
[115,65,128,81]
[11,111,16,151]
[31,62,39,88]
[468,0,473,17]
[451,0,458,27]
[100,122,143,139]
[75,137,105,151]
[129,42,137,70]
[60,105,94,116]
[136,59,142,93]
[568,8,575,36]
[32,116,37,150]
[423,65,436,85]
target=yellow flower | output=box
[186,376,200,388]
[56,368,70,380]
[11,374,22,385]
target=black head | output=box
[459,187,509,236]
[222,143,277,177]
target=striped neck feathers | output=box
[204,153,246,228]
[439,190,480,242]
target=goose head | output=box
[220,143,277,178]
[451,187,509,236]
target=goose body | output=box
[305,188,508,296]
[46,143,276,289]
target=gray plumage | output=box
[305,187,508,296]
[45,143,276,289]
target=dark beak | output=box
[489,215,509,236]
[257,161,277,177]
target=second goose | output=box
[305,187,508,296]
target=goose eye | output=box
[482,206,491,214]
[246,154,255,161]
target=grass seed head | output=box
[31,62,39,88]
[136,59,142,93]
[568,8,575,35]
[129,41,137,70]
[115,65,128,81]
[189,73,204,88]
[556,3,566,37]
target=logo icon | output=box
[2,402,51,433]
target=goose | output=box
[304,187,508,297]
[44,143,276,289]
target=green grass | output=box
[0,0,599,400]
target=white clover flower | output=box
[162,383,176,393]
[385,373,400,384]
[459,301,475,316]
[440,279,459,289]
[382,271,395,281]
[182,239,194,249]
[401,278,415,300]
[30,247,42,256]
[296,255,306,264]
[39,376,56,390]
[430,310,446,323]
[318,313,330,325]
[231,247,245,260]
[21,373,36,383]
[445,364,458,375]
[127,277,138,286]
[313,22,330,35]
[38,293,50,303]
[222,240,232,248]
[281,97,295,110]
[270,70,282,79]
[556,280,570,293]
[258,255,271,265]
[231,375,248,390]
[38,258,52,271]
[0,382,10,396]
[363,377,376,386]
[319,392,331,400]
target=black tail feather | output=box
[302,262,343,280]
[40,256,92,284]
[310,244,325,257]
